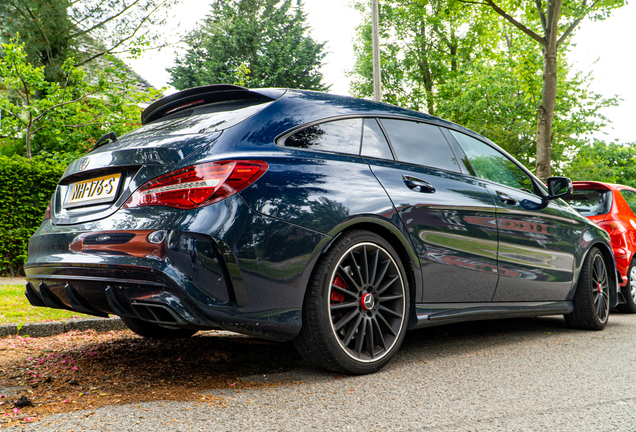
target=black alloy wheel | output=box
[294,230,410,374]
[565,247,610,330]
[617,260,636,313]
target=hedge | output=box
[0,154,68,276]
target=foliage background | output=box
[168,0,329,91]
[0,38,161,275]
[0,154,67,276]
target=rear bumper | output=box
[25,196,328,341]
[615,254,630,287]
[24,262,301,340]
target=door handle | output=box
[402,176,436,193]
[497,191,519,206]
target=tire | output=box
[564,247,611,330]
[616,260,636,313]
[293,230,410,374]
[121,317,198,339]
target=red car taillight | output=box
[124,160,268,210]
[597,220,629,254]
[597,220,628,237]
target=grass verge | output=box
[0,284,91,324]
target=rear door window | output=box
[282,119,362,155]
[563,189,612,216]
[619,189,636,216]
[379,119,460,172]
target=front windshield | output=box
[562,188,612,216]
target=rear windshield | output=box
[125,99,273,138]
[563,188,612,216]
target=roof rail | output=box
[141,84,284,125]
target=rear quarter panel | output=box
[567,204,619,305]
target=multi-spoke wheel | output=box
[564,247,611,330]
[294,230,410,374]
[617,261,636,313]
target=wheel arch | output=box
[572,241,619,309]
[316,217,422,328]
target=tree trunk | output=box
[5,254,16,278]
[418,22,435,115]
[26,119,32,159]
[450,29,458,72]
[535,0,562,182]
[535,49,557,181]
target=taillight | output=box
[597,220,629,251]
[124,160,268,209]
[597,220,628,237]
[42,200,52,220]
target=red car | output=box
[564,181,636,313]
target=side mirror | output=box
[546,176,573,200]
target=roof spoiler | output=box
[141,85,286,125]
[572,181,613,190]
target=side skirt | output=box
[413,301,573,329]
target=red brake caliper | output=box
[331,275,346,304]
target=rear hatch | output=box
[52,86,285,225]
[563,184,613,222]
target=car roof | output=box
[142,84,484,140]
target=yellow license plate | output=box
[64,173,122,208]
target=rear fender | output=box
[571,241,619,308]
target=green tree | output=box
[474,0,625,181]
[0,38,162,158]
[564,141,636,188]
[168,0,329,90]
[0,0,180,82]
[436,34,618,169]
[350,0,499,114]
[0,0,71,82]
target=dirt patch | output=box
[0,329,305,427]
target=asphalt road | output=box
[7,313,636,431]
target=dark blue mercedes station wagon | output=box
[25,85,619,374]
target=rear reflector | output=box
[124,160,268,209]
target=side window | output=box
[379,119,460,172]
[450,130,536,194]
[361,118,393,160]
[620,190,636,216]
[282,119,362,155]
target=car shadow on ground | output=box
[394,313,627,366]
[0,314,628,422]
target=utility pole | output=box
[372,0,382,102]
